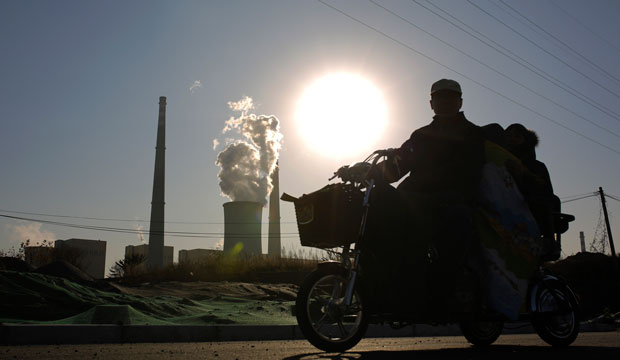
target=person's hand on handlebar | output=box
[365,148,400,182]
[329,165,350,181]
[330,162,372,183]
[329,149,400,183]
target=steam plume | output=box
[6,222,56,246]
[215,96,282,205]
[135,224,146,244]
[189,80,202,94]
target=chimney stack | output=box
[268,163,281,257]
[147,96,166,268]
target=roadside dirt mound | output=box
[0,257,33,272]
[34,260,94,283]
[0,270,298,324]
[110,281,298,301]
[33,260,120,293]
[548,252,620,318]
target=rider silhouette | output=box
[377,79,487,308]
[384,79,485,201]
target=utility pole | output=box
[599,187,617,258]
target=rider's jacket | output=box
[384,112,485,202]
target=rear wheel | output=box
[295,266,368,352]
[460,319,503,346]
[531,279,579,347]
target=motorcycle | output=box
[283,149,579,352]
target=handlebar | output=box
[329,148,397,184]
[372,148,397,157]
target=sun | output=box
[295,73,388,159]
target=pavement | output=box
[2,321,618,345]
[2,303,618,345]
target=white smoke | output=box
[215,96,282,205]
[227,96,254,114]
[189,80,202,94]
[135,224,146,244]
[5,222,56,246]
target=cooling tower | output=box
[223,201,262,256]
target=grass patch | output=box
[111,252,322,285]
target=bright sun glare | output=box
[296,73,387,159]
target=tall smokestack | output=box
[223,201,262,256]
[148,96,166,268]
[580,231,586,253]
[268,163,281,257]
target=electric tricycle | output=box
[283,149,578,352]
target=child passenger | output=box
[504,123,559,246]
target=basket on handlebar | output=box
[282,183,364,248]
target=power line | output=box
[561,194,598,204]
[316,0,620,157]
[548,0,620,57]
[467,0,620,102]
[0,209,297,225]
[560,192,598,200]
[369,0,620,139]
[607,194,620,203]
[498,0,620,88]
[0,214,301,239]
[413,0,620,124]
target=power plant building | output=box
[178,248,221,264]
[24,246,54,269]
[54,238,107,279]
[126,244,173,267]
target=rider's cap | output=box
[431,79,462,95]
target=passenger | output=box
[481,123,506,148]
[504,123,559,246]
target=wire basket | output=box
[288,183,364,249]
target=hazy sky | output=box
[1,0,619,275]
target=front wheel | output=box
[295,266,368,352]
[530,278,579,347]
[460,319,503,346]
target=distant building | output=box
[24,246,54,269]
[178,248,221,264]
[125,244,173,267]
[54,238,107,279]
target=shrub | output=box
[112,250,324,284]
[109,254,147,278]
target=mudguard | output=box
[527,274,578,314]
[316,261,348,275]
